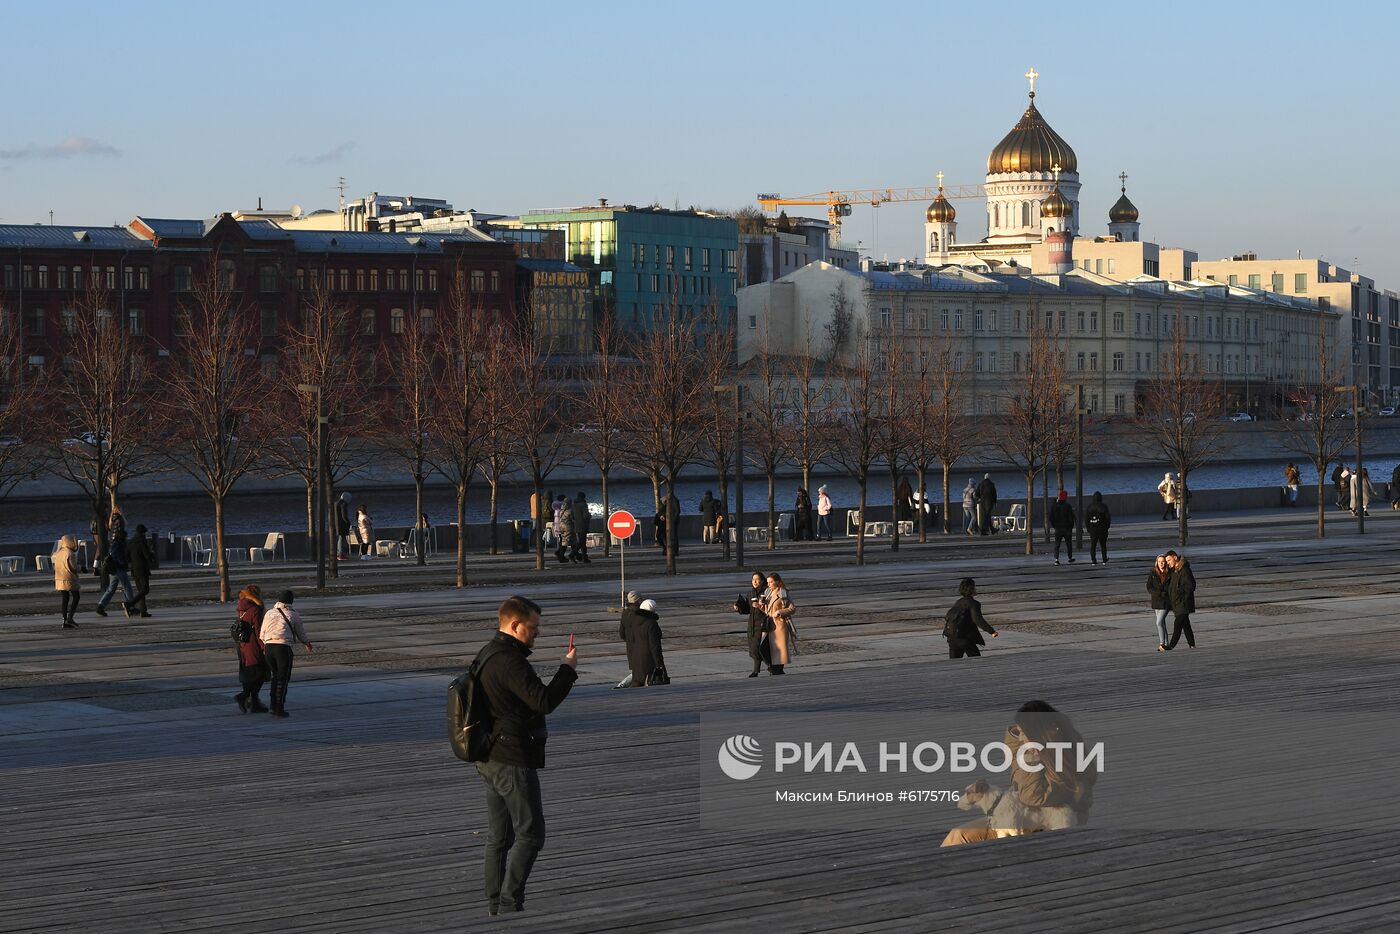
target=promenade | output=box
[3,507,1399,932]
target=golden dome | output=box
[987,96,1078,175]
[1109,187,1139,223]
[1041,185,1072,218]
[925,189,956,223]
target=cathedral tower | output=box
[1108,172,1141,242]
[924,172,957,264]
[984,69,1079,243]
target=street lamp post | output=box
[1075,383,1085,549]
[714,383,744,570]
[298,383,329,587]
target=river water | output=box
[3,458,1394,544]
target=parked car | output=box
[1331,409,1354,419]
[1227,412,1254,422]
[63,431,109,448]
[1379,406,1396,417]
[0,434,21,446]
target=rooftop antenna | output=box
[336,176,348,212]
[49,210,54,226]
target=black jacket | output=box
[1167,561,1196,615]
[1085,493,1111,535]
[700,494,718,523]
[126,535,153,580]
[619,607,664,680]
[747,585,770,641]
[1146,569,1171,610]
[1049,500,1075,532]
[475,632,576,769]
[976,478,997,509]
[571,498,591,533]
[335,499,351,536]
[1332,464,1344,491]
[105,528,130,571]
[944,595,996,646]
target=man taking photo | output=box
[473,595,578,915]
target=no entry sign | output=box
[608,510,637,539]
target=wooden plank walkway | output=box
[3,514,1400,932]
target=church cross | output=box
[1025,67,1039,97]
[1119,171,1129,193]
[936,170,945,190]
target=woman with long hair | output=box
[1147,554,1172,652]
[765,572,796,675]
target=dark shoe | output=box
[1054,558,1060,565]
[94,607,107,617]
[583,557,592,564]
[249,700,269,713]
[770,666,785,675]
[63,620,78,629]
[1091,559,1099,565]
[140,612,152,618]
[271,708,289,717]
[1068,558,1075,563]
[748,671,760,678]
[236,695,248,713]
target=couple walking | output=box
[1146,551,1197,651]
[741,571,797,675]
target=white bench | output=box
[0,556,23,574]
[35,555,51,572]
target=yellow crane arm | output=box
[756,184,986,236]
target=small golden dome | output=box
[1041,186,1072,219]
[1109,188,1139,223]
[926,190,956,223]
[987,97,1078,175]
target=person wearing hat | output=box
[126,523,155,617]
[816,486,833,541]
[258,589,314,717]
[976,473,998,536]
[619,594,668,686]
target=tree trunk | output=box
[455,483,468,587]
[534,474,545,571]
[767,469,776,551]
[1178,471,1189,545]
[890,467,900,552]
[917,465,927,543]
[802,460,811,493]
[602,469,611,557]
[664,475,679,575]
[488,474,499,556]
[214,494,229,602]
[1316,470,1325,538]
[1042,467,1051,544]
[1025,474,1035,556]
[305,478,315,550]
[719,467,731,560]
[856,474,867,566]
[941,462,951,535]
[328,480,339,580]
[414,468,426,566]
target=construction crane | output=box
[757,176,986,238]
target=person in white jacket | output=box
[1157,473,1177,520]
[816,486,833,541]
[259,589,314,717]
[962,479,977,534]
[356,505,374,559]
[1350,467,1375,517]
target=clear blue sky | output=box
[4,0,1397,280]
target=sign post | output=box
[607,510,637,609]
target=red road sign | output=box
[608,510,637,539]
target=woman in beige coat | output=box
[765,572,796,675]
[54,535,82,629]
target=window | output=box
[702,248,711,272]
[988,309,998,331]
[650,274,660,292]
[1107,259,1116,274]
[880,308,891,329]
[920,311,929,331]
[21,265,32,288]
[974,352,984,372]
[28,307,45,336]
[414,269,424,292]
[360,309,376,335]
[1077,352,1086,371]
[1014,351,1022,372]
[398,269,409,291]
[390,308,406,334]
[355,269,365,291]
[218,260,235,291]
[975,309,984,331]
[138,267,149,290]
[1272,273,1284,292]
[1077,310,1085,332]
[128,308,145,336]
[1113,393,1125,413]
[988,351,997,372]
[1295,273,1307,293]
[61,308,76,334]
[59,266,69,289]
[1090,311,1098,332]
[1248,274,1261,289]
[954,310,963,331]
[260,266,279,293]
[296,268,305,291]
[174,265,193,292]
[2,265,11,288]
[667,246,675,269]
[470,270,486,292]
[1089,352,1098,371]
[428,269,438,292]
[370,268,379,291]
[420,308,436,334]
[940,310,949,331]
[38,265,48,288]
[1228,274,1238,287]
[1112,311,1124,333]
[1112,352,1124,372]
[260,307,277,337]
[106,266,116,289]
[748,315,757,329]
[121,266,132,291]
[490,270,500,292]
[1095,259,1103,274]
[684,247,693,271]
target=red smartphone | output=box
[568,632,575,651]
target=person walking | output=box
[942,577,998,658]
[1163,551,1197,650]
[816,486,833,541]
[471,595,577,916]
[699,491,718,544]
[1391,462,1400,509]
[1283,462,1301,507]
[1335,465,1350,511]
[571,492,592,563]
[234,583,269,713]
[1085,491,1111,564]
[962,478,977,535]
[1157,472,1177,520]
[765,572,796,675]
[335,492,352,559]
[54,534,83,629]
[356,504,375,559]
[94,511,135,618]
[1147,554,1173,652]
[258,589,313,717]
[742,571,773,677]
[553,495,575,565]
[620,597,669,686]
[1350,467,1375,518]
[652,501,667,549]
[794,488,814,542]
[1049,490,1075,565]
[127,524,154,617]
[896,476,914,522]
[976,474,998,536]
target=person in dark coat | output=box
[794,488,813,541]
[1082,491,1111,564]
[1332,463,1348,510]
[743,571,773,677]
[943,577,998,658]
[472,596,577,916]
[335,492,352,559]
[126,524,155,617]
[896,476,914,522]
[619,596,668,686]
[1049,490,1075,565]
[94,510,135,617]
[975,474,998,536]
[571,492,592,564]
[1390,463,1400,509]
[653,503,667,548]
[699,491,718,543]
[1164,551,1197,650]
[234,584,268,713]
[1147,554,1172,651]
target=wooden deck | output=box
[3,512,1400,932]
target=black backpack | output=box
[943,603,967,638]
[448,645,504,763]
[231,619,252,644]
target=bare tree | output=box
[910,334,974,538]
[828,339,880,565]
[0,305,40,502]
[781,323,830,494]
[876,325,913,552]
[261,281,369,577]
[697,321,737,558]
[373,306,438,566]
[1277,315,1354,537]
[740,327,788,551]
[473,338,514,556]
[995,322,1066,555]
[1134,321,1230,545]
[427,290,489,587]
[43,276,152,569]
[576,312,628,556]
[158,258,266,601]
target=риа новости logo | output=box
[718,735,763,780]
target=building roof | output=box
[987,93,1078,175]
[0,224,150,249]
[133,217,213,239]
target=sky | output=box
[4,0,1398,280]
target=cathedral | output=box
[924,69,1140,271]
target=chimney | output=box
[257,196,263,211]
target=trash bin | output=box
[512,519,532,553]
